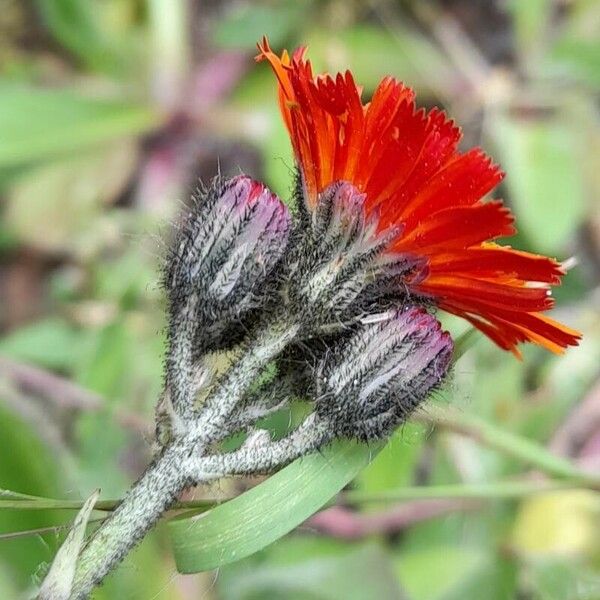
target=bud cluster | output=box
[282,181,425,332]
[59,172,457,600]
[160,172,453,448]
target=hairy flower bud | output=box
[165,175,291,351]
[315,307,453,441]
[287,181,423,332]
[161,175,291,424]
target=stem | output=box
[0,497,220,512]
[188,413,333,479]
[415,406,600,486]
[70,442,205,600]
[71,317,301,597]
[70,411,326,598]
[190,319,300,442]
[342,479,586,504]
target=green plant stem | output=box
[342,479,587,504]
[415,405,600,486]
[6,405,600,515]
[0,498,221,512]
[4,477,596,516]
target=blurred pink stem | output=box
[304,499,480,540]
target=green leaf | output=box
[418,406,597,484]
[547,0,600,88]
[0,84,158,168]
[75,321,131,496]
[305,25,453,94]
[356,424,426,494]
[507,0,552,60]
[525,558,600,600]
[0,404,67,588]
[395,545,516,600]
[0,318,82,370]
[491,113,586,254]
[214,2,305,50]
[38,489,99,600]
[551,39,600,87]
[5,142,138,255]
[169,440,379,573]
[35,0,123,73]
[219,541,405,600]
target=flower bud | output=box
[162,175,291,422]
[165,174,291,351]
[315,307,453,441]
[288,181,423,330]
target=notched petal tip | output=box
[256,36,581,356]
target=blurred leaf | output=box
[214,2,305,50]
[75,321,131,495]
[512,490,600,557]
[421,406,593,482]
[305,25,453,95]
[0,562,19,599]
[0,404,67,589]
[507,0,552,61]
[263,105,298,201]
[169,440,379,573]
[0,84,157,168]
[491,113,586,255]
[93,245,160,307]
[0,318,82,370]
[35,0,124,73]
[548,0,600,88]
[524,559,600,600]
[219,542,405,600]
[76,320,130,399]
[356,424,426,494]
[551,39,600,88]
[395,545,516,600]
[95,529,185,600]
[38,489,99,600]
[5,142,138,255]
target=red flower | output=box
[255,37,581,356]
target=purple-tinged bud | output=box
[287,181,424,330]
[315,307,453,441]
[161,175,291,425]
[165,175,291,351]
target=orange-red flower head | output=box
[256,37,581,356]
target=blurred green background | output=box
[0,0,599,598]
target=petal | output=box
[392,201,516,252]
[417,275,554,313]
[427,245,565,284]
[258,37,581,355]
[395,148,504,230]
[441,299,581,355]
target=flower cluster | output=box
[256,36,580,357]
[155,37,582,450]
[65,39,582,598]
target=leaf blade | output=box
[169,440,378,573]
[38,489,99,600]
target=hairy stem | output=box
[70,441,203,599]
[70,412,329,599]
[190,413,333,478]
[190,318,300,442]
[70,318,301,598]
